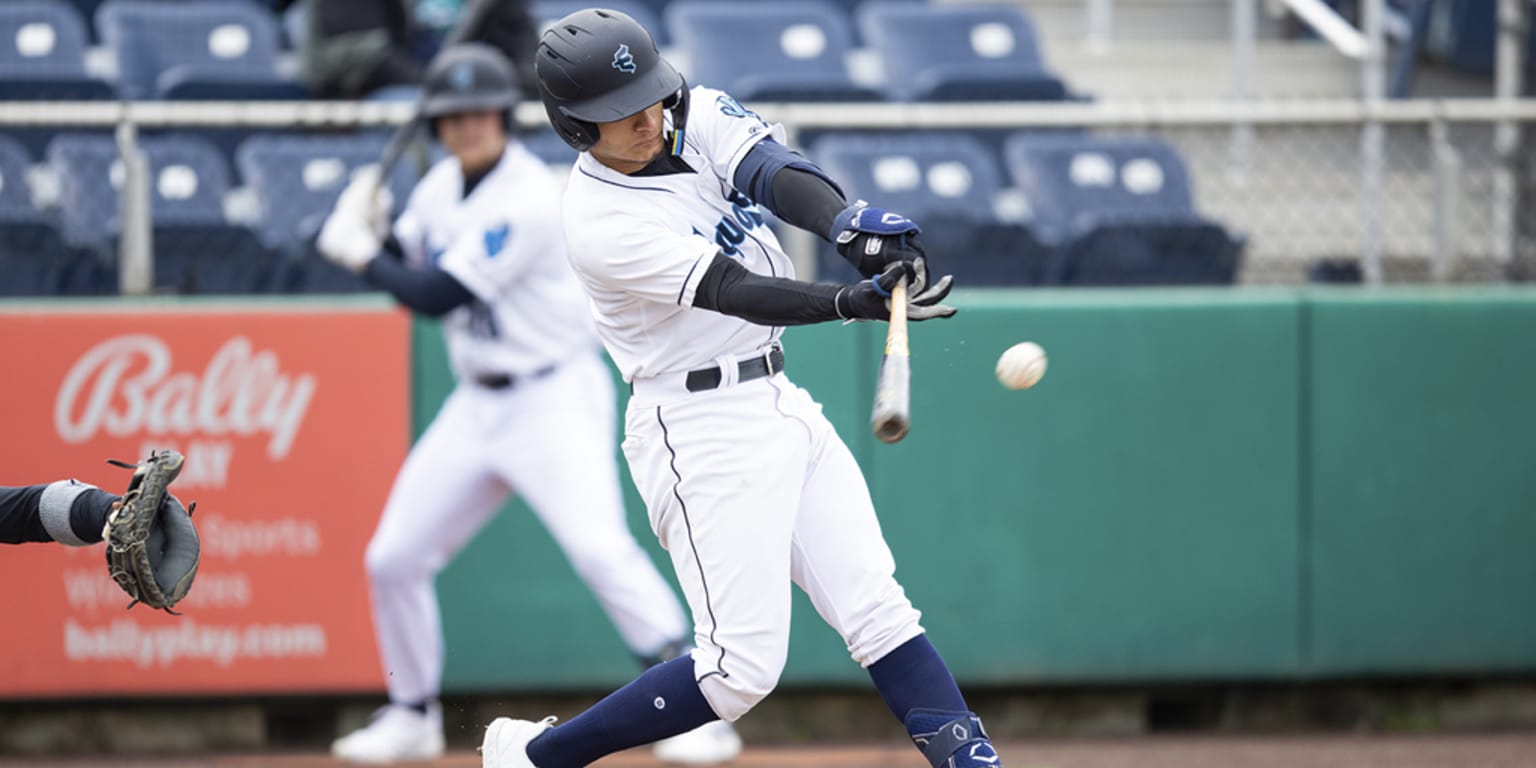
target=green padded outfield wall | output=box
[421,289,1536,691]
[1307,289,1536,675]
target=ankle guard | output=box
[904,709,1000,768]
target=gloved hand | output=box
[835,259,956,322]
[103,451,199,614]
[317,167,392,273]
[830,201,930,288]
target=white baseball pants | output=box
[623,370,925,722]
[364,352,689,705]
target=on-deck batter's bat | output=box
[375,0,500,183]
[871,279,910,444]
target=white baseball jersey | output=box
[558,87,925,724]
[393,139,598,380]
[561,86,791,381]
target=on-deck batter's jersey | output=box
[562,86,790,381]
[393,140,598,380]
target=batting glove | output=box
[830,201,931,287]
[317,169,392,273]
[835,259,956,322]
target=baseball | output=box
[996,342,1048,390]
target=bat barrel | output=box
[871,280,911,444]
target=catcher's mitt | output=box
[104,450,200,613]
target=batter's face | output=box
[590,102,666,174]
[437,110,507,175]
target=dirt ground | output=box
[8,732,1536,768]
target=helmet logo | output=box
[450,62,474,91]
[612,43,637,74]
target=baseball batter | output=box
[316,43,738,764]
[480,10,1004,768]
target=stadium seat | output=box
[235,134,419,252]
[0,1,115,100]
[64,0,110,41]
[532,1,667,45]
[46,133,278,293]
[1002,134,1241,285]
[285,245,371,293]
[811,132,1047,285]
[665,1,881,102]
[96,0,297,100]
[857,3,1070,102]
[111,224,280,294]
[0,134,101,295]
[0,136,43,223]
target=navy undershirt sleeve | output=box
[363,256,476,317]
[692,253,845,326]
[732,140,846,240]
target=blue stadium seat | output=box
[46,133,277,293]
[532,1,667,45]
[1002,133,1240,285]
[235,133,419,252]
[0,0,89,77]
[666,1,881,102]
[858,3,1069,102]
[0,1,115,99]
[0,136,43,222]
[0,134,101,295]
[811,132,1046,285]
[64,0,110,41]
[115,224,280,294]
[96,0,296,100]
[47,133,127,248]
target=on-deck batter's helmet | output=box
[423,43,521,136]
[535,8,689,153]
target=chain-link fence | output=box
[2,99,1534,294]
[1136,120,1512,284]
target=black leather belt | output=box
[684,347,785,392]
[473,364,557,390]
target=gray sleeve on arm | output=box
[40,480,95,546]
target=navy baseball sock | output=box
[525,656,717,768]
[869,635,1001,767]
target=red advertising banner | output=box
[0,304,408,697]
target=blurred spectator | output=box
[278,0,419,98]
[414,0,540,95]
[276,0,539,99]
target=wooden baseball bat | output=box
[375,0,500,182]
[871,280,911,444]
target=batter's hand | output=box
[831,201,930,288]
[836,259,956,322]
[317,168,392,273]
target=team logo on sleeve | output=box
[715,94,764,123]
[612,44,637,74]
[483,223,510,258]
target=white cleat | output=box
[331,703,445,764]
[481,715,557,768]
[653,720,744,765]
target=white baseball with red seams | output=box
[996,342,1048,390]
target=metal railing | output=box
[2,97,1532,290]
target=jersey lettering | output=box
[695,189,766,258]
